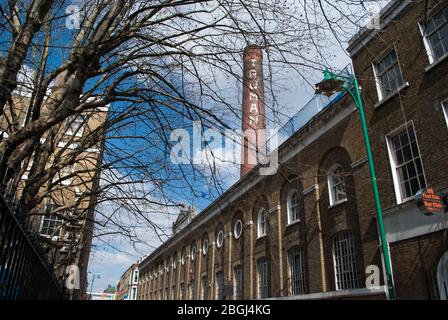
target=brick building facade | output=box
[347,0,448,299]
[136,0,448,300]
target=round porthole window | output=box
[181,252,186,265]
[202,239,209,255]
[173,257,177,269]
[216,230,224,248]
[191,246,197,261]
[234,219,243,239]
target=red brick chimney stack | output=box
[240,45,266,178]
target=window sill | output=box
[397,195,416,206]
[286,220,300,227]
[256,234,267,240]
[328,198,348,209]
[425,52,448,73]
[374,82,410,109]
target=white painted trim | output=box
[442,99,448,128]
[425,52,448,73]
[350,157,368,169]
[328,198,348,209]
[418,21,436,65]
[286,189,299,225]
[286,220,300,228]
[303,184,318,195]
[372,61,384,102]
[268,205,280,214]
[327,163,348,206]
[257,208,267,238]
[234,219,243,239]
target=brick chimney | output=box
[240,45,266,178]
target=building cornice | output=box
[346,0,412,57]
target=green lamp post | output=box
[315,68,396,300]
[88,273,101,300]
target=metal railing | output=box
[265,64,353,152]
[0,196,65,300]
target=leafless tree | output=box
[0,0,394,297]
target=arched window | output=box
[437,251,448,300]
[257,208,267,238]
[286,189,300,224]
[328,164,347,205]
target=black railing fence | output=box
[0,196,65,300]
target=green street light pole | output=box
[88,273,101,300]
[316,68,396,300]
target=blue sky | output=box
[87,48,352,292]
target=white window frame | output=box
[53,164,75,186]
[191,245,197,261]
[216,230,224,248]
[181,252,186,266]
[233,265,243,300]
[132,270,139,284]
[327,164,347,206]
[202,239,209,255]
[332,232,359,291]
[386,122,427,204]
[257,259,269,299]
[39,204,63,240]
[286,189,300,225]
[418,5,448,65]
[257,208,267,238]
[65,115,86,137]
[234,219,243,239]
[372,49,405,101]
[130,286,137,300]
[442,99,448,128]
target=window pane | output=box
[288,247,306,295]
[234,266,243,300]
[389,126,426,200]
[427,6,448,60]
[376,50,404,98]
[332,232,359,290]
[257,259,269,299]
